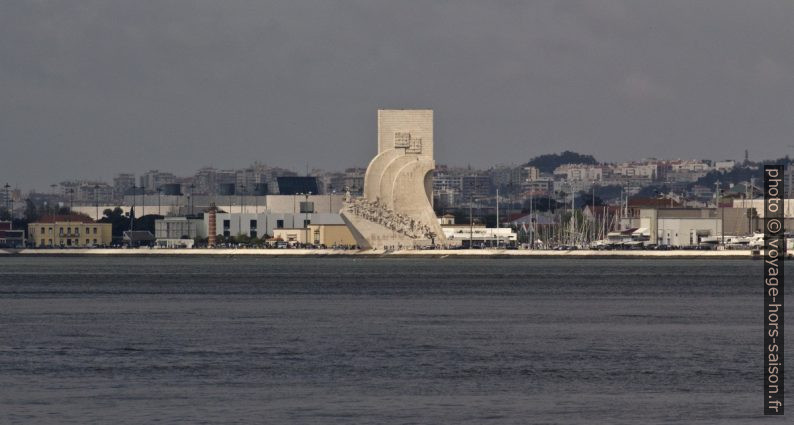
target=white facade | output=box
[553,164,603,181]
[670,160,711,172]
[732,199,794,218]
[613,163,658,179]
[623,208,721,246]
[714,160,736,171]
[442,225,517,247]
[204,212,345,238]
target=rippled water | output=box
[0,257,787,424]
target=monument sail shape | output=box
[341,109,446,249]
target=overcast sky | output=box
[2,0,792,190]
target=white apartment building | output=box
[714,160,736,171]
[669,160,711,173]
[613,162,658,179]
[553,164,603,182]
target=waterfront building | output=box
[123,231,156,247]
[438,215,516,248]
[202,212,346,240]
[0,221,25,248]
[619,207,757,246]
[155,217,205,239]
[28,216,112,247]
[441,224,517,248]
[272,223,356,247]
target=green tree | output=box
[526,151,598,174]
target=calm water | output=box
[0,257,787,424]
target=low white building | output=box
[205,212,346,239]
[441,225,517,248]
[621,207,759,247]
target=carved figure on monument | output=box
[340,109,446,249]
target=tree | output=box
[133,214,162,234]
[99,207,129,237]
[522,196,562,212]
[579,192,605,207]
[24,199,40,222]
[526,151,598,174]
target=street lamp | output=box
[3,183,10,217]
[94,184,100,221]
[239,184,246,236]
[304,192,312,246]
[189,183,195,216]
[469,194,475,249]
[130,185,136,231]
[296,192,313,246]
[68,188,75,212]
[157,187,162,216]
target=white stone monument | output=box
[341,109,446,249]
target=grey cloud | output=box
[1,0,792,190]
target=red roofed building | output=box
[27,216,112,248]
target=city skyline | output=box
[2,1,792,190]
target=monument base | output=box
[341,210,432,250]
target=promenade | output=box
[0,248,757,259]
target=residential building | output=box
[461,175,490,201]
[113,173,136,199]
[140,170,176,193]
[714,160,736,171]
[613,162,658,180]
[553,164,603,181]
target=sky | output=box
[1,0,792,191]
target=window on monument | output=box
[250,220,257,229]
[276,220,284,229]
[223,220,230,229]
[303,219,310,228]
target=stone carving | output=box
[343,197,433,239]
[394,132,422,154]
[340,109,445,249]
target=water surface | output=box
[0,257,785,424]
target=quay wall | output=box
[0,248,758,259]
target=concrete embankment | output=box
[0,248,757,259]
